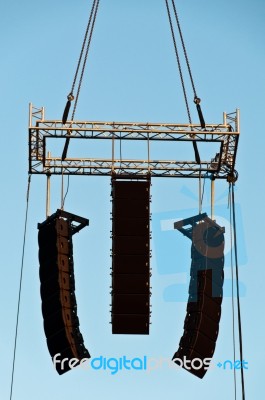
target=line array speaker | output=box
[38,210,90,374]
[111,178,151,334]
[173,214,225,378]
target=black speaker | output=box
[112,294,150,314]
[112,254,149,274]
[112,180,150,199]
[173,214,225,378]
[112,274,150,294]
[113,236,149,255]
[187,291,222,323]
[112,217,149,236]
[111,178,151,334]
[112,314,150,334]
[38,210,90,374]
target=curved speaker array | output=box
[38,210,90,374]
[173,213,225,378]
[37,196,225,380]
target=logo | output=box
[52,354,248,374]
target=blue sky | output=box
[1,0,264,398]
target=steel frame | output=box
[38,209,89,235]
[29,104,239,179]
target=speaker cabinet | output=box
[173,214,225,378]
[111,178,151,334]
[38,210,90,374]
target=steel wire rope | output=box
[71,0,100,122]
[62,0,98,125]
[62,0,100,160]
[201,174,206,205]
[165,0,192,124]
[228,184,237,400]
[231,183,246,400]
[171,0,205,128]
[62,175,70,210]
[9,175,32,400]
[171,0,197,98]
[61,170,70,211]
[70,0,98,98]
[62,0,98,124]
[164,0,201,164]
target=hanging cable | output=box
[201,174,206,206]
[198,172,202,214]
[170,0,205,128]
[229,184,237,400]
[231,182,246,400]
[71,0,100,122]
[165,0,201,164]
[62,0,100,160]
[165,0,191,124]
[171,0,196,97]
[62,0,98,124]
[62,175,70,210]
[9,175,31,400]
[61,171,64,210]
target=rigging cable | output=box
[198,173,206,213]
[230,182,246,399]
[62,0,100,160]
[201,174,206,206]
[229,184,237,400]
[198,172,202,213]
[62,175,70,210]
[9,175,32,400]
[62,0,98,124]
[164,0,201,164]
[71,0,100,122]
[170,0,205,128]
[165,0,192,124]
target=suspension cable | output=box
[9,175,32,400]
[71,0,100,121]
[230,183,246,399]
[171,0,197,97]
[61,171,64,210]
[70,0,98,97]
[62,175,70,210]
[165,0,192,124]
[201,174,206,205]
[165,0,201,164]
[229,184,237,400]
[170,0,205,128]
[62,0,99,125]
[62,0,100,160]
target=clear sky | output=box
[1,0,264,399]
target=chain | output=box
[165,0,192,124]
[70,0,98,96]
[71,0,100,120]
[171,0,197,99]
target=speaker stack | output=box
[173,213,225,378]
[38,210,90,374]
[111,177,151,334]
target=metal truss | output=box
[29,104,240,179]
